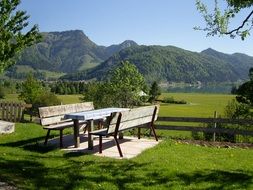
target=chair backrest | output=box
[107,105,159,134]
[38,102,94,126]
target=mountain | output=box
[105,40,138,56]
[62,45,253,83]
[201,48,253,80]
[8,30,253,83]
[15,30,138,73]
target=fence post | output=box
[213,111,217,142]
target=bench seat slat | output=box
[43,121,74,130]
[43,120,88,130]
[89,128,108,136]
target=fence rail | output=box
[0,102,31,122]
[156,116,253,137]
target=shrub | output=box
[162,97,187,104]
[0,85,5,99]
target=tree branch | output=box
[224,10,253,34]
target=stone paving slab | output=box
[47,133,160,159]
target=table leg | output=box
[73,119,80,148]
[88,120,94,150]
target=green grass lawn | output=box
[1,93,252,189]
[160,93,235,117]
[0,123,252,189]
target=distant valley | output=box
[5,30,253,83]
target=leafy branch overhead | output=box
[0,0,41,73]
[195,0,253,40]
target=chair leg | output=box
[60,129,63,148]
[44,130,51,145]
[99,135,102,153]
[114,136,123,157]
[138,128,141,139]
[150,124,158,141]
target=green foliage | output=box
[18,74,44,104]
[0,85,5,99]
[50,81,87,95]
[224,99,251,119]
[149,81,161,103]
[82,61,146,108]
[108,61,146,107]
[18,74,60,118]
[32,91,61,111]
[0,0,41,73]
[81,82,115,108]
[162,96,187,104]
[15,30,137,73]
[67,46,253,83]
[236,68,253,105]
[195,0,253,40]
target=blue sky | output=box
[20,0,253,56]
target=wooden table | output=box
[64,108,129,149]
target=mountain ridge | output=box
[8,30,253,82]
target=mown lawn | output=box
[0,123,252,189]
[1,93,252,189]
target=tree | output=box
[149,81,161,103]
[82,61,146,108]
[81,82,115,108]
[19,74,60,120]
[195,0,253,40]
[235,68,253,105]
[0,0,41,73]
[108,61,146,107]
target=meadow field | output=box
[4,92,235,117]
[1,93,253,189]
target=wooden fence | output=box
[0,102,31,122]
[155,116,253,140]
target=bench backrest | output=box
[107,105,159,134]
[39,102,94,126]
[0,102,31,122]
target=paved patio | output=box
[47,133,160,159]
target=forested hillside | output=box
[14,30,138,73]
[62,45,253,83]
[5,30,253,83]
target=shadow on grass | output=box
[0,136,60,153]
[0,152,252,189]
[174,170,253,189]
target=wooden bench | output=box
[90,105,159,157]
[0,101,31,122]
[38,102,94,148]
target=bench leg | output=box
[150,124,158,141]
[114,136,123,157]
[138,128,141,139]
[60,129,63,148]
[99,135,102,153]
[44,130,51,145]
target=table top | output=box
[64,107,129,120]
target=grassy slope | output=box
[1,93,252,189]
